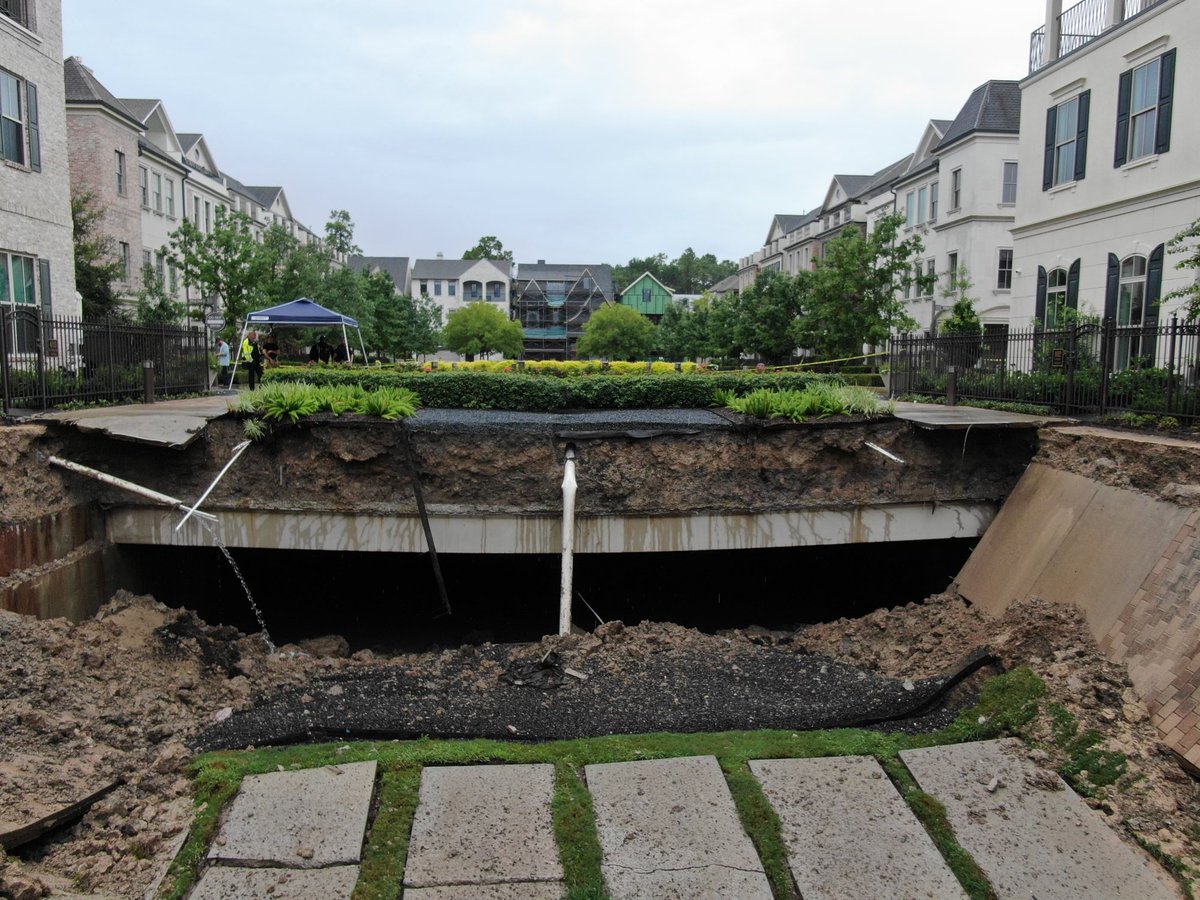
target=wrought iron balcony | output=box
[1029,0,1168,73]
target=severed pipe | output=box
[559,445,577,636]
[48,456,218,522]
[175,440,251,531]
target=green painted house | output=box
[618,271,674,322]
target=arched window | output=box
[1045,267,1068,328]
[1116,254,1148,369]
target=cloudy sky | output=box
[62,0,1047,265]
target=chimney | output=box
[436,251,444,259]
[537,259,546,265]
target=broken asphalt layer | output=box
[195,646,992,751]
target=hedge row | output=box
[261,369,835,410]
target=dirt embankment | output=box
[1037,425,1200,506]
[0,425,81,526]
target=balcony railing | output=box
[1029,0,1168,72]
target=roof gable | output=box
[622,271,675,295]
[121,99,183,157]
[63,58,143,131]
[178,133,220,175]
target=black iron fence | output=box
[1,308,209,413]
[888,317,1200,422]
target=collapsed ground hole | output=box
[118,537,975,651]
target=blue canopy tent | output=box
[229,298,366,388]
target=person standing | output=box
[242,331,264,390]
[215,337,231,388]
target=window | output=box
[926,259,936,296]
[905,191,916,226]
[1045,268,1068,327]
[1,252,35,305]
[1117,51,1175,165]
[169,263,177,292]
[1043,91,1090,188]
[193,196,201,226]
[115,150,126,195]
[465,281,482,300]
[917,187,928,225]
[165,179,175,217]
[448,280,457,297]
[419,280,428,295]
[152,172,162,213]
[929,182,939,221]
[947,252,958,291]
[581,275,593,290]
[488,281,505,301]
[642,287,652,303]
[139,166,149,206]
[950,169,962,209]
[1,69,39,169]
[204,201,211,232]
[1002,162,1018,204]
[997,249,1014,290]
[1115,255,1148,369]
[118,242,130,280]
[142,249,152,274]
[434,280,442,296]
[1,0,31,29]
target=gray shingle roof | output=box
[63,58,143,129]
[931,119,955,135]
[350,256,410,286]
[411,258,492,279]
[137,138,186,171]
[710,274,740,294]
[177,133,203,153]
[860,154,915,196]
[832,174,875,200]
[243,186,282,208]
[516,263,614,297]
[221,171,259,202]
[776,213,817,234]
[118,98,161,124]
[937,81,1021,149]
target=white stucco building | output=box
[1011,0,1200,340]
[2,0,78,326]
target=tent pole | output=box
[229,322,249,390]
[355,325,367,366]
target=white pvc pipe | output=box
[48,456,217,522]
[559,445,577,636]
[175,440,252,531]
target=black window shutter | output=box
[1115,70,1132,168]
[38,259,52,314]
[1156,49,1176,155]
[1074,90,1090,182]
[26,81,40,173]
[1067,258,1081,310]
[1146,243,1165,324]
[1104,253,1120,321]
[1043,107,1057,190]
[1036,266,1048,323]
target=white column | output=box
[1105,0,1124,29]
[1046,0,1063,62]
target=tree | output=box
[72,189,126,318]
[938,267,983,336]
[323,209,360,259]
[735,269,809,364]
[577,303,657,361]
[655,298,691,360]
[613,249,737,294]
[799,214,925,359]
[134,259,187,326]
[463,236,513,262]
[375,287,443,359]
[1167,217,1200,320]
[443,301,523,360]
[168,207,266,331]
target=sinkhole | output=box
[118,538,976,651]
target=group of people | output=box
[214,331,350,389]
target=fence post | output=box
[105,317,116,399]
[1166,316,1178,415]
[1065,323,1078,415]
[142,360,155,403]
[0,307,10,415]
[1098,318,1114,417]
[946,365,958,406]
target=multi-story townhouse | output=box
[412,255,511,320]
[896,85,1022,337]
[512,262,614,359]
[2,0,78,330]
[63,56,143,303]
[1011,0,1199,352]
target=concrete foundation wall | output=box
[955,460,1200,770]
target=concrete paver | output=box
[891,401,1071,429]
[750,755,965,899]
[189,865,359,899]
[403,763,563,891]
[901,739,1178,900]
[405,884,564,899]
[207,761,376,868]
[585,755,772,900]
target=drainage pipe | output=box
[559,445,577,636]
[48,456,218,522]
[175,440,252,531]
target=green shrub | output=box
[724,383,888,421]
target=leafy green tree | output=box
[463,236,514,262]
[443,301,523,360]
[655,299,691,360]
[72,189,127,319]
[375,286,443,359]
[613,249,737,294]
[324,209,360,259]
[168,207,266,331]
[577,302,657,361]
[134,260,187,326]
[1167,217,1200,320]
[734,269,810,364]
[938,267,983,336]
[799,213,925,358]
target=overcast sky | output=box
[62,0,1047,265]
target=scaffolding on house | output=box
[513,267,610,360]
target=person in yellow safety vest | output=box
[241,331,264,390]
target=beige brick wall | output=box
[0,1,78,315]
